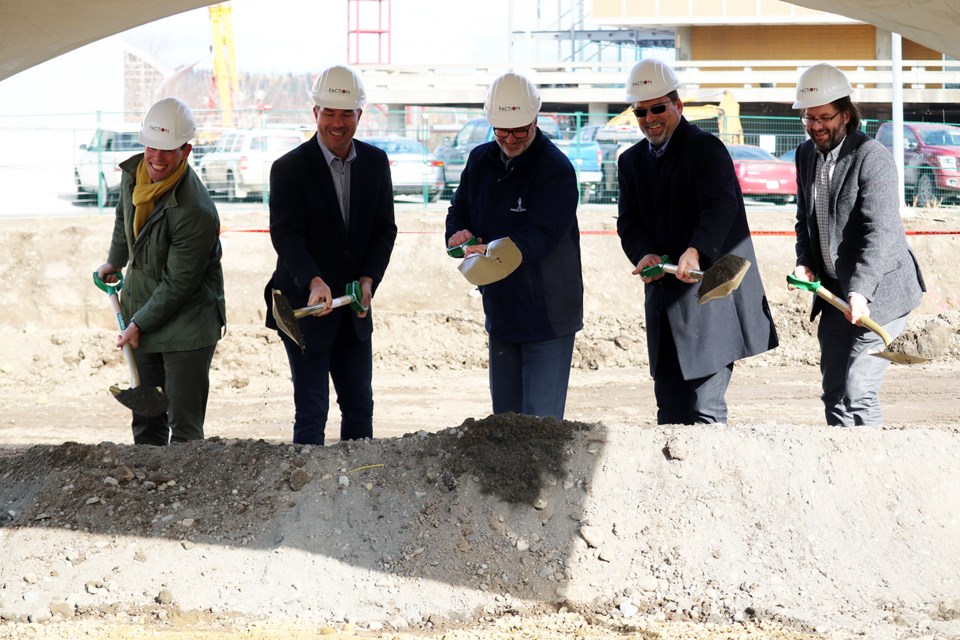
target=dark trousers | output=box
[488,333,576,420]
[282,324,373,446]
[654,323,732,425]
[132,345,217,446]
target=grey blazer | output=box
[794,130,925,325]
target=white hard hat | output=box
[483,73,542,128]
[309,65,367,110]
[793,63,853,109]
[139,97,196,150]
[625,59,681,103]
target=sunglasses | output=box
[633,102,671,119]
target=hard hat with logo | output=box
[625,59,681,103]
[139,97,197,150]
[793,63,853,109]
[309,65,367,110]
[483,72,542,128]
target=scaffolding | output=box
[347,0,391,65]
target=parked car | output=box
[199,128,304,201]
[778,148,797,163]
[74,125,142,203]
[573,123,645,203]
[726,144,797,205]
[434,117,602,200]
[361,136,445,202]
[875,121,960,205]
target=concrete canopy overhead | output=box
[0,0,216,82]
[787,0,960,59]
[0,1,957,84]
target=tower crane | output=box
[209,2,239,127]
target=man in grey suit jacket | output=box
[617,59,779,425]
[789,63,925,426]
[265,65,397,445]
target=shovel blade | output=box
[110,384,168,417]
[271,289,306,352]
[697,255,751,304]
[869,351,930,365]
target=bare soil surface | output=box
[1,203,959,640]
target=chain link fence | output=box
[1,108,958,216]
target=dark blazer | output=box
[617,117,778,380]
[265,135,397,352]
[794,129,925,325]
[445,129,583,343]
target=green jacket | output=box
[106,154,226,352]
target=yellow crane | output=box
[209,2,239,127]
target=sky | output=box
[0,0,517,117]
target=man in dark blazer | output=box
[788,64,924,426]
[265,64,397,445]
[617,59,779,425]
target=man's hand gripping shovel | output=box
[786,274,930,365]
[641,254,752,303]
[271,280,367,353]
[92,272,169,417]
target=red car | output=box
[726,144,797,205]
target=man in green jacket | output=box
[95,97,226,445]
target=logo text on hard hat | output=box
[799,87,819,94]
[328,88,352,95]
[497,106,521,112]
[147,125,171,134]
[633,80,654,86]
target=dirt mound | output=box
[2,417,960,639]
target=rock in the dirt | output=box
[289,468,311,492]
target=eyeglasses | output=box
[633,102,671,119]
[800,112,841,126]
[493,126,531,140]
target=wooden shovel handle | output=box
[107,292,142,388]
[813,286,892,347]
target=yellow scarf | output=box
[132,157,188,238]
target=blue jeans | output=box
[653,322,732,425]
[818,305,909,427]
[488,333,576,420]
[281,328,374,445]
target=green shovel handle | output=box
[785,273,820,293]
[93,271,124,296]
[446,236,478,258]
[640,255,671,278]
[344,280,369,314]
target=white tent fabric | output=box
[0,0,215,82]
[0,1,957,83]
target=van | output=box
[198,128,305,201]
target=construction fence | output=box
[1,107,958,216]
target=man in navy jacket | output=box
[446,72,583,420]
[617,59,778,425]
[265,65,397,445]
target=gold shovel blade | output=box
[271,289,306,352]
[696,255,751,304]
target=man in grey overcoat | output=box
[788,64,925,426]
[617,59,779,425]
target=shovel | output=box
[271,280,367,352]
[641,254,752,304]
[786,274,930,365]
[92,272,169,417]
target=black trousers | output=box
[653,322,732,425]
